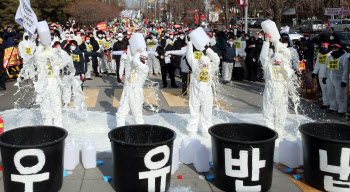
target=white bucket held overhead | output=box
[129,33,146,55]
[37,21,51,46]
[261,20,281,43]
[189,27,210,51]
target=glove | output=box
[312,73,317,79]
[341,82,347,87]
[322,78,327,84]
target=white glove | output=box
[155,52,159,57]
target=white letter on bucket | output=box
[139,145,171,192]
[11,149,50,192]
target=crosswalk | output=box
[83,88,232,112]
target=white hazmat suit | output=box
[19,33,36,66]
[186,42,220,137]
[116,51,149,127]
[260,41,299,139]
[321,52,349,113]
[313,51,332,107]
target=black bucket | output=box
[299,123,350,191]
[209,123,278,192]
[108,125,176,192]
[0,126,68,192]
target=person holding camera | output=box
[2,26,20,49]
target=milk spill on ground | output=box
[0,108,313,153]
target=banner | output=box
[237,0,247,9]
[209,11,219,23]
[325,8,350,16]
[15,0,38,35]
[97,22,107,31]
[283,8,296,15]
[325,8,342,16]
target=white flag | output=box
[15,0,38,35]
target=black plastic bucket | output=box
[108,125,176,192]
[0,126,68,192]
[299,123,350,191]
[209,123,278,192]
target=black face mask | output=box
[331,49,344,59]
[320,47,328,54]
[25,36,29,40]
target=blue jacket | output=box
[2,31,20,48]
[222,42,236,63]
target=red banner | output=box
[237,0,247,9]
[97,22,107,31]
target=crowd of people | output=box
[1,19,349,117]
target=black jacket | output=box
[112,40,128,60]
[66,47,85,76]
[156,46,166,66]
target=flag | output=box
[97,22,107,31]
[237,0,248,9]
[15,0,38,35]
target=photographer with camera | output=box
[2,26,21,76]
[2,26,20,49]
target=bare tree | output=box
[257,0,297,29]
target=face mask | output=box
[118,37,123,41]
[320,47,327,53]
[258,36,263,39]
[180,36,185,40]
[283,43,288,47]
[70,46,76,51]
[170,35,173,39]
[245,37,249,40]
[107,38,111,41]
[70,34,74,38]
[77,34,81,36]
[330,36,334,40]
[54,27,57,30]
[228,42,234,45]
[98,35,102,38]
[66,34,69,38]
[305,37,309,40]
[86,40,90,44]
[103,35,106,38]
[25,36,29,40]
[314,44,319,48]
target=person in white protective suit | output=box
[94,30,106,73]
[312,42,331,109]
[116,50,149,127]
[18,32,36,79]
[146,32,161,75]
[321,44,349,115]
[186,41,220,138]
[23,31,73,127]
[260,34,299,140]
[119,46,132,81]
[281,35,299,70]
[101,35,115,75]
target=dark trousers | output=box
[181,72,190,94]
[115,56,121,83]
[246,59,257,81]
[0,68,5,88]
[161,64,175,87]
[92,56,99,76]
[234,67,244,81]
